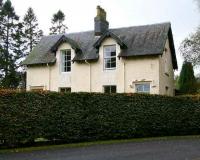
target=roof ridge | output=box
[43,22,171,37]
[110,22,171,31]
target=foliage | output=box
[197,74,200,93]
[178,61,197,94]
[0,92,200,148]
[0,0,24,88]
[174,75,179,89]
[179,28,200,67]
[49,10,68,35]
[23,7,43,55]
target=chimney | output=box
[94,6,109,36]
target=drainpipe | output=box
[47,63,51,91]
[123,60,126,93]
[85,60,91,92]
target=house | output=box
[23,6,178,96]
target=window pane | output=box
[110,45,116,52]
[136,84,143,92]
[111,61,116,68]
[143,84,150,92]
[67,67,71,72]
[104,47,111,52]
[111,86,116,93]
[104,86,110,93]
[104,52,111,58]
[104,59,110,69]
[111,57,116,63]
[111,51,116,57]
[67,53,71,59]
[67,61,71,67]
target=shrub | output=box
[0,91,200,147]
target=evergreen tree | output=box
[23,7,43,55]
[0,0,3,82]
[0,0,3,8]
[0,0,23,88]
[178,61,197,94]
[49,10,68,35]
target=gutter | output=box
[47,63,51,91]
[124,60,126,92]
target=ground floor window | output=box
[103,85,116,93]
[135,83,150,93]
[30,86,44,91]
[59,87,71,93]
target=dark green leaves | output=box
[0,92,199,148]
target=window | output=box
[104,45,116,70]
[60,87,71,93]
[135,83,150,93]
[104,85,116,93]
[61,49,71,72]
[30,86,44,91]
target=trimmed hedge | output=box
[0,91,200,147]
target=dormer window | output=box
[103,45,116,70]
[61,49,71,72]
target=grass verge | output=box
[1,135,200,154]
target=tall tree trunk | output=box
[30,22,33,52]
[5,16,10,77]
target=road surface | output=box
[1,138,200,160]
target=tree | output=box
[23,7,43,55]
[196,73,200,93]
[0,0,23,88]
[179,28,200,68]
[49,10,68,35]
[178,61,197,94]
[0,0,3,8]
[194,0,200,10]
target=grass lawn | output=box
[1,135,200,154]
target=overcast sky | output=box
[11,0,200,73]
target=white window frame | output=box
[61,49,71,73]
[135,83,150,93]
[103,45,116,70]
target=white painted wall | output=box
[159,39,175,96]
[26,37,175,95]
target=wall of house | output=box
[26,66,50,90]
[26,37,174,95]
[87,38,160,94]
[124,56,159,94]
[26,43,76,92]
[159,39,175,96]
[50,43,76,91]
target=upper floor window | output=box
[135,83,150,93]
[103,45,116,70]
[61,49,71,72]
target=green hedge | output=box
[0,92,200,147]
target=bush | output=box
[0,91,200,147]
